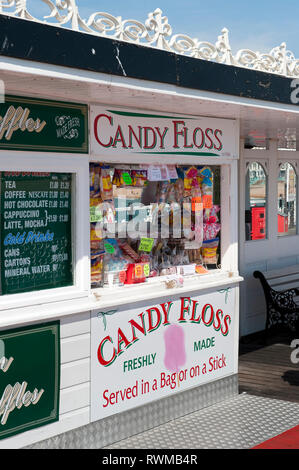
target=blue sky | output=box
[29,0,299,57]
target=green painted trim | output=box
[135,151,220,156]
[107,110,194,120]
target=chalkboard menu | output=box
[0,172,73,295]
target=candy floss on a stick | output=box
[164,324,186,387]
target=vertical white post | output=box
[268,139,278,256]
[220,120,239,275]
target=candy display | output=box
[164,274,184,289]
[100,166,113,201]
[118,240,139,262]
[203,205,221,241]
[131,169,148,187]
[202,238,220,266]
[103,238,129,287]
[201,246,218,265]
[125,262,149,284]
[91,250,105,287]
[89,163,222,289]
[112,168,127,188]
[90,163,101,202]
[90,163,106,287]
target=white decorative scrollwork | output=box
[86,12,149,44]
[0,0,34,19]
[215,28,234,65]
[145,8,172,50]
[0,0,17,12]
[1,0,299,78]
[120,19,149,44]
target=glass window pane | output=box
[90,164,221,289]
[278,163,297,236]
[245,162,267,241]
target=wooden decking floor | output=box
[239,332,299,403]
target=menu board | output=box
[0,172,73,295]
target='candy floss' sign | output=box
[90,107,237,159]
[91,288,237,421]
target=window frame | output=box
[88,157,239,289]
[277,160,298,238]
[245,160,268,242]
[0,151,90,312]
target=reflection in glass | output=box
[245,162,267,241]
[277,163,297,236]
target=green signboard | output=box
[0,321,60,440]
[0,95,88,153]
[1,172,73,295]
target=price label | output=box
[138,237,154,252]
[144,264,150,276]
[191,197,203,212]
[104,242,115,254]
[167,165,178,180]
[160,166,168,180]
[177,264,196,276]
[122,172,132,185]
[90,206,103,223]
[148,166,163,181]
[135,264,144,279]
[203,195,213,209]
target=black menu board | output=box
[1,172,73,295]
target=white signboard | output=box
[91,288,237,421]
[91,107,237,159]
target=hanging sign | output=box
[0,96,88,153]
[138,237,154,252]
[91,107,237,158]
[91,287,237,421]
[90,205,103,223]
[122,172,133,185]
[0,321,60,440]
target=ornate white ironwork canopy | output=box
[1,0,299,78]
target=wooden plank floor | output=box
[239,332,299,403]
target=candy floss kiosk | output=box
[0,9,242,449]
[0,102,241,449]
[89,107,241,430]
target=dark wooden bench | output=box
[253,266,299,340]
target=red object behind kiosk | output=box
[125,263,146,284]
[278,214,288,233]
[251,206,266,240]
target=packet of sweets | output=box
[201,238,219,265]
[199,166,213,206]
[100,167,113,200]
[131,169,148,187]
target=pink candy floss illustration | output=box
[164,324,186,383]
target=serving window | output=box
[1,171,73,295]
[90,163,222,289]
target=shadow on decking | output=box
[239,328,299,403]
